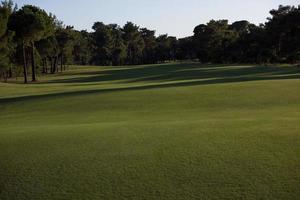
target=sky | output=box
[13,0,300,38]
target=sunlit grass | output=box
[0,63,299,199]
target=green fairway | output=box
[0,63,300,200]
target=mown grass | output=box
[0,63,300,199]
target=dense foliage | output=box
[0,1,299,83]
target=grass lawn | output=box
[0,63,300,199]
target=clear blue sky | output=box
[13,0,299,38]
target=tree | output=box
[36,36,57,73]
[0,1,11,81]
[73,30,91,65]
[9,5,54,82]
[176,37,196,60]
[266,5,300,63]
[155,34,177,62]
[109,24,126,66]
[91,22,113,65]
[122,22,145,65]
[0,0,16,82]
[55,26,75,72]
[140,28,157,64]
[193,24,209,63]
[1,1,299,81]
[228,22,271,63]
[194,20,239,63]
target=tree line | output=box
[0,0,299,83]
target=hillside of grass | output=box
[0,63,299,200]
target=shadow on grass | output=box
[45,63,300,85]
[1,68,299,104]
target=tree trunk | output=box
[1,72,7,82]
[56,56,59,73]
[52,56,58,74]
[51,57,56,74]
[60,54,63,72]
[31,41,36,82]
[42,59,45,74]
[4,71,8,82]
[22,41,28,84]
[8,67,12,78]
[45,58,48,74]
[50,57,53,74]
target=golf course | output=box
[0,63,299,199]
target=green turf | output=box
[0,63,300,200]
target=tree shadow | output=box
[45,63,300,86]
[1,68,299,104]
